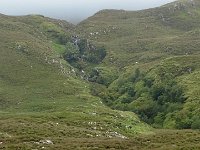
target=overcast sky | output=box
[0,0,176,24]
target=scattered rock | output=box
[86,134,93,137]
[106,131,128,139]
[88,121,97,125]
[91,112,97,115]
[91,104,96,107]
[188,67,192,73]
[17,45,21,49]
[33,142,40,145]
[72,68,75,73]
[39,139,53,145]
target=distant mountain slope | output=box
[77,0,200,68]
[76,0,200,129]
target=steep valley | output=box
[0,0,200,149]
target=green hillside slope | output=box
[76,0,200,129]
[0,15,151,149]
[1,0,200,149]
[77,0,200,68]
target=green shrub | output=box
[191,116,200,129]
[93,68,188,128]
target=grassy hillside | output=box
[77,0,200,68]
[1,0,200,149]
[0,14,153,149]
[76,0,200,130]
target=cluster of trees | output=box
[63,39,106,68]
[88,67,118,86]
[42,22,107,69]
[91,68,199,129]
